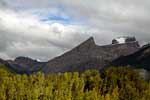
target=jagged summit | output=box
[76,36,95,48]
[77,36,95,47]
[112,36,137,44]
[84,36,95,44]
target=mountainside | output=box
[0,58,9,66]
[2,36,149,74]
[110,43,150,70]
[0,57,46,74]
[0,59,16,73]
[42,37,140,73]
[7,57,46,74]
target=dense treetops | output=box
[0,64,150,100]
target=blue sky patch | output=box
[41,14,78,25]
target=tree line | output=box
[0,64,150,100]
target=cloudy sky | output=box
[0,0,150,61]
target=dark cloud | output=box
[0,0,7,8]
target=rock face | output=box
[43,37,140,74]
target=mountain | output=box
[110,43,150,70]
[0,58,9,66]
[0,36,145,74]
[7,57,46,74]
[0,58,16,73]
[42,37,140,74]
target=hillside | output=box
[110,43,150,70]
[0,59,16,73]
[6,57,46,74]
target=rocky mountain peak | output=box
[85,36,95,43]
[112,36,137,44]
[77,36,95,48]
[15,56,37,63]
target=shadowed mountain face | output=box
[0,58,8,66]
[42,37,140,74]
[0,58,17,73]
[110,43,150,70]
[7,57,46,74]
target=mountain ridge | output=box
[1,36,149,74]
[110,43,150,70]
[43,37,140,73]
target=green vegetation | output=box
[0,64,16,74]
[0,64,150,100]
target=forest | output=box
[0,64,150,100]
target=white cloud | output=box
[0,8,91,61]
[57,0,150,43]
[0,0,150,61]
[50,23,65,34]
